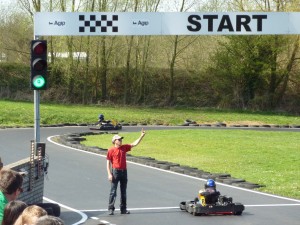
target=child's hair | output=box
[14,205,47,225]
[35,215,65,225]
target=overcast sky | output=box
[0,0,200,12]
[0,0,15,4]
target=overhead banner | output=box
[34,12,300,36]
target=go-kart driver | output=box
[198,179,220,205]
[97,114,111,124]
[98,114,105,123]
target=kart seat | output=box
[201,191,220,204]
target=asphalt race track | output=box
[1,126,300,225]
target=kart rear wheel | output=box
[234,211,243,215]
[34,203,61,217]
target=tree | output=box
[123,0,138,104]
[96,0,117,103]
[206,0,300,110]
[165,0,198,105]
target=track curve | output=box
[1,126,299,225]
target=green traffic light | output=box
[33,75,46,89]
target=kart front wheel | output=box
[179,202,186,210]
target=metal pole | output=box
[34,90,40,143]
[34,35,40,144]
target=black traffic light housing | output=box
[30,40,48,90]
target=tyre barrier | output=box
[33,203,61,217]
[56,132,269,190]
[1,120,300,130]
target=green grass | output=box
[82,129,300,200]
[0,100,300,126]
[1,100,299,199]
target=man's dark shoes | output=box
[121,210,130,214]
[108,209,114,215]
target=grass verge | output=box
[0,100,300,126]
[82,129,300,200]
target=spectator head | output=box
[14,205,47,225]
[0,169,23,200]
[2,200,27,225]
[35,215,65,225]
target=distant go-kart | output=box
[89,114,122,131]
[89,120,122,131]
[180,191,245,216]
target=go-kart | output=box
[89,120,122,131]
[89,114,122,131]
[180,191,245,216]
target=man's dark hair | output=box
[0,169,23,194]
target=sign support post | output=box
[34,35,40,153]
[34,89,40,143]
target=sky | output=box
[0,0,16,9]
[0,0,16,5]
[0,0,200,12]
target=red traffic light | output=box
[32,41,47,55]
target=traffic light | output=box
[30,40,47,90]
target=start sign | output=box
[34,12,300,36]
[187,14,267,32]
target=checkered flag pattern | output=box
[79,15,118,33]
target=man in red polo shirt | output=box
[106,129,146,215]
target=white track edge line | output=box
[80,203,300,212]
[43,197,88,225]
